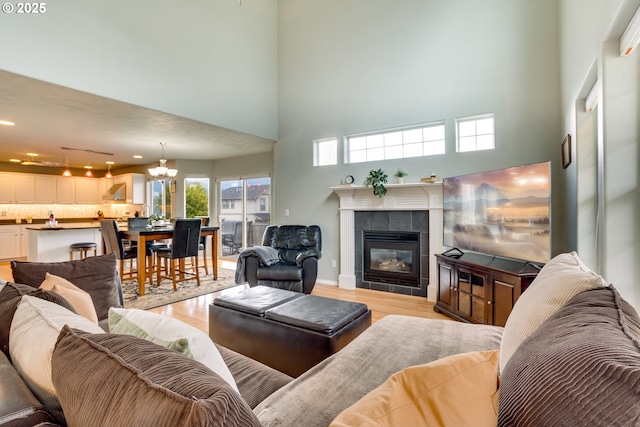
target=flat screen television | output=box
[442,161,551,264]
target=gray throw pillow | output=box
[498,285,640,426]
[11,253,120,321]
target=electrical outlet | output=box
[285,209,290,217]
[1,211,6,217]
[331,260,337,268]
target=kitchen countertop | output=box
[0,217,125,226]
[26,225,102,231]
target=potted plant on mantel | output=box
[363,168,388,198]
[394,169,408,184]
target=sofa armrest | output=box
[295,249,321,267]
[0,351,60,426]
[301,257,319,294]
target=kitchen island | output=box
[27,224,104,262]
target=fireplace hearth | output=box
[364,231,420,287]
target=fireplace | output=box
[331,182,444,301]
[364,231,420,287]
[355,210,429,296]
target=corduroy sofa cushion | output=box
[215,343,293,409]
[11,253,121,322]
[52,326,261,427]
[499,251,607,373]
[498,285,640,426]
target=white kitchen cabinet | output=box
[0,225,21,259]
[14,175,35,203]
[56,177,75,204]
[20,225,28,257]
[0,174,15,203]
[75,178,99,204]
[35,175,57,203]
[114,173,146,204]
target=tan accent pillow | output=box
[330,350,500,427]
[52,326,261,427]
[499,251,606,373]
[40,273,99,324]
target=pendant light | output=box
[105,162,113,179]
[148,142,178,182]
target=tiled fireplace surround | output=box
[331,183,444,301]
[355,210,429,296]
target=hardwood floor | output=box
[0,261,451,333]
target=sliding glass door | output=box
[218,176,271,258]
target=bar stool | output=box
[69,242,97,260]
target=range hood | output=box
[103,183,126,201]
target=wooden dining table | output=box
[120,225,219,296]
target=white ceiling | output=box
[0,70,275,172]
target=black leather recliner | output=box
[244,225,322,294]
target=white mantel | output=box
[331,182,444,301]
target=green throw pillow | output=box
[108,309,194,359]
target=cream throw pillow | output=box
[40,273,99,324]
[330,350,500,427]
[9,295,105,424]
[108,307,238,392]
[499,251,607,373]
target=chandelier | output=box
[148,142,178,182]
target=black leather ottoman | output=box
[209,286,372,377]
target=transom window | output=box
[346,122,445,164]
[313,138,338,166]
[456,114,495,152]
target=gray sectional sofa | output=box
[1,251,639,427]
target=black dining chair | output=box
[128,216,169,259]
[194,216,210,275]
[100,219,154,287]
[155,218,202,291]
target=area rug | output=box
[122,268,240,310]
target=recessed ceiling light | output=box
[0,120,15,126]
[84,165,93,169]
[133,155,143,159]
[106,161,115,165]
[26,153,38,157]
[9,159,20,163]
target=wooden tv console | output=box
[434,252,542,327]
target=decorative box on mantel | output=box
[330,183,444,301]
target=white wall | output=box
[0,0,278,140]
[559,0,640,310]
[276,0,562,284]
